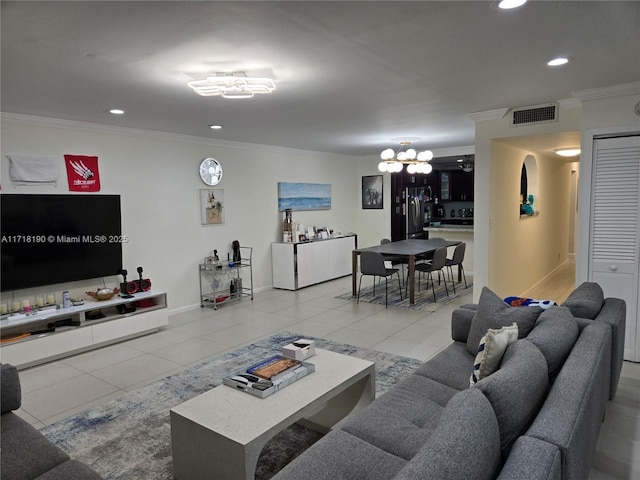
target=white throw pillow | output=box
[470,323,519,386]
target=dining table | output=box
[352,238,461,305]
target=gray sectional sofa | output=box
[0,363,103,480]
[274,282,625,480]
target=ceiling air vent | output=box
[511,103,558,126]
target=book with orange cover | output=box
[246,355,300,380]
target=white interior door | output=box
[589,135,640,361]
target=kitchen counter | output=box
[424,225,473,233]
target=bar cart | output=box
[199,246,253,310]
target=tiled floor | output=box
[11,273,640,478]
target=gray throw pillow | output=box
[561,282,604,319]
[526,306,579,382]
[466,287,543,355]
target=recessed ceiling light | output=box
[547,57,570,67]
[209,124,222,130]
[109,108,125,115]
[555,148,581,157]
[497,0,527,9]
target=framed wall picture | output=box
[362,175,383,209]
[200,189,224,225]
[277,182,331,211]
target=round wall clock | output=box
[199,157,222,186]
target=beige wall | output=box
[488,141,572,297]
[473,103,582,301]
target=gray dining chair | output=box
[381,238,408,285]
[445,242,468,292]
[414,246,449,302]
[357,251,402,308]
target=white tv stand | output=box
[0,290,168,369]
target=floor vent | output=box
[511,103,557,126]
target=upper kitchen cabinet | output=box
[440,169,474,201]
[452,169,474,201]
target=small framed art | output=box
[362,175,383,209]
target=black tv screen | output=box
[1,194,123,292]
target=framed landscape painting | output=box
[278,182,331,211]
[362,175,383,209]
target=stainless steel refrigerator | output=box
[406,187,425,239]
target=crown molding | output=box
[466,108,509,122]
[558,98,581,109]
[572,82,640,101]
[0,112,350,158]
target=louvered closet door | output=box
[590,135,640,361]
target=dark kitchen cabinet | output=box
[451,169,474,201]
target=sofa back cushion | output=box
[394,388,502,480]
[526,306,579,382]
[474,339,549,459]
[562,282,604,319]
[466,287,542,355]
[1,364,21,413]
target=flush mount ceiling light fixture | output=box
[378,141,434,174]
[457,155,474,172]
[497,0,527,9]
[187,72,276,99]
[547,57,570,67]
[555,148,581,157]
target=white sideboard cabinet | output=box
[0,290,168,369]
[271,235,357,290]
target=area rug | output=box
[40,331,422,480]
[337,276,472,312]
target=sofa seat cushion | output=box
[562,282,604,319]
[526,306,579,382]
[35,460,103,480]
[272,429,407,480]
[414,341,474,391]
[1,412,71,480]
[339,374,458,459]
[497,436,561,480]
[466,287,542,355]
[474,339,549,459]
[394,388,502,480]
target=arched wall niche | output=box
[520,154,538,215]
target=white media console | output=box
[0,290,168,369]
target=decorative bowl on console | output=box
[86,287,120,301]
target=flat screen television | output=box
[1,194,123,292]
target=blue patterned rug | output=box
[337,276,472,311]
[40,332,422,480]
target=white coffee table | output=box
[170,348,375,480]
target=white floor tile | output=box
[324,327,387,349]
[17,362,85,394]
[62,343,144,372]
[20,374,120,420]
[90,354,183,389]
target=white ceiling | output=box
[2,1,639,158]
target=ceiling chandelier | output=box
[187,72,276,99]
[378,141,434,174]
